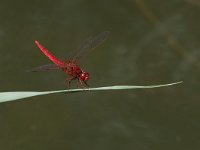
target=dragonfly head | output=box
[79,72,90,81]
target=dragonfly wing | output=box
[72,31,110,61]
[75,36,93,52]
[27,64,60,72]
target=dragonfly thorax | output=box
[72,65,89,81]
[65,64,89,81]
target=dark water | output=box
[0,0,199,149]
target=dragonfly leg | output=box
[84,81,89,88]
[77,79,84,88]
[66,77,76,89]
[77,79,89,89]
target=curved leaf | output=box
[0,81,182,103]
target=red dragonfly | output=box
[29,31,110,87]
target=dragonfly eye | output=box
[80,72,89,81]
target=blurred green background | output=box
[0,0,199,149]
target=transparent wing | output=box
[27,64,60,72]
[72,31,110,61]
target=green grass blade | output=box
[0,81,182,103]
